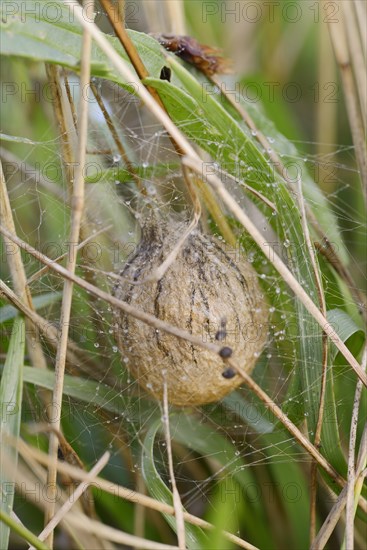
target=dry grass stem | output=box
[133,472,147,546]
[62,71,78,132]
[99,0,163,108]
[165,0,186,34]
[327,10,367,206]
[45,64,76,196]
[341,2,367,129]
[0,279,98,376]
[34,452,110,546]
[0,147,66,200]
[354,0,367,57]
[311,437,367,550]
[295,176,328,543]
[89,81,142,188]
[354,425,367,510]
[0,161,49,371]
[345,345,367,549]
[13,438,257,550]
[63,512,180,549]
[116,0,125,25]
[311,483,349,550]
[44,3,93,542]
[316,20,337,191]
[162,383,186,549]
[311,418,367,549]
[27,224,112,285]
[2,448,99,548]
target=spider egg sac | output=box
[113,221,268,406]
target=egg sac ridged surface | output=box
[113,225,268,406]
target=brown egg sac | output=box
[113,220,268,406]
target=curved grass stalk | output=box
[0,510,50,550]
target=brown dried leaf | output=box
[152,33,233,77]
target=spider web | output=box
[1,69,366,530]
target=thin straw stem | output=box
[44,2,93,544]
[327,7,367,206]
[0,161,49,371]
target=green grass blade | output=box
[202,477,239,550]
[84,163,180,185]
[22,367,125,415]
[222,391,274,434]
[0,509,50,550]
[318,309,365,473]
[327,309,365,361]
[0,1,166,86]
[0,133,48,145]
[0,317,25,550]
[0,292,62,323]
